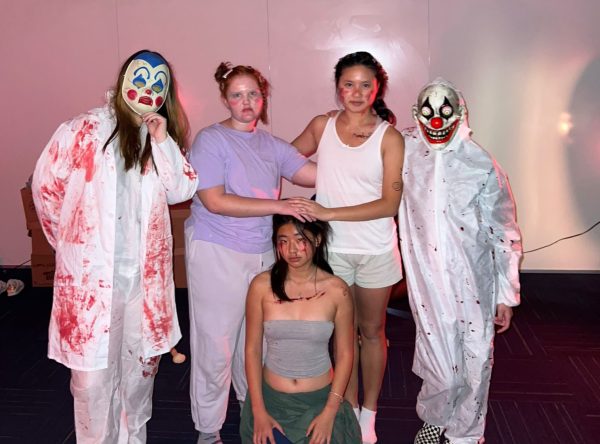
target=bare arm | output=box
[197,185,308,221]
[245,274,284,444]
[306,280,354,443]
[292,115,328,157]
[291,126,405,222]
[329,283,355,402]
[290,160,317,188]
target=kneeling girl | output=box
[241,214,360,444]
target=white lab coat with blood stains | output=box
[32,105,198,371]
[398,122,522,443]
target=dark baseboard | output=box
[0,266,33,286]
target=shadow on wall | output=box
[566,57,600,245]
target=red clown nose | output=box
[431,117,443,129]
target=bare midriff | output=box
[263,366,333,393]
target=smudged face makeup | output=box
[222,75,264,125]
[413,82,465,150]
[121,52,170,115]
[337,65,379,113]
[276,222,316,268]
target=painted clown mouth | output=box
[138,96,153,106]
[420,120,458,144]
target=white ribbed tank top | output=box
[315,113,397,254]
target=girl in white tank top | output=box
[316,112,396,254]
[290,52,406,444]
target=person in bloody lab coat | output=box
[32,49,198,444]
[399,78,522,444]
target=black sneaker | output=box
[414,423,444,444]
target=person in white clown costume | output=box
[32,50,198,443]
[399,78,522,444]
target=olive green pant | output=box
[240,381,361,444]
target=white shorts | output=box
[328,245,403,288]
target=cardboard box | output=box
[21,187,40,230]
[169,200,191,249]
[170,201,190,287]
[173,248,187,288]
[22,187,56,284]
[31,228,54,255]
[31,254,55,287]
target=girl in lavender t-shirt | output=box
[185,62,316,444]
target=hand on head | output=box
[278,199,317,223]
[287,197,330,222]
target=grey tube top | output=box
[264,320,334,379]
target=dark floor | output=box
[0,270,599,443]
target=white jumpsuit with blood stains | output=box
[398,123,522,444]
[32,105,198,443]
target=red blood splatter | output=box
[141,355,160,378]
[40,179,66,203]
[298,240,307,253]
[82,143,95,182]
[64,205,91,244]
[42,218,53,234]
[183,163,197,180]
[54,273,98,354]
[142,200,174,346]
[85,294,96,311]
[142,161,152,176]
[48,140,60,163]
[143,299,173,348]
[71,120,98,183]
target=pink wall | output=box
[1,0,598,270]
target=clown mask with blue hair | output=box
[121,51,170,115]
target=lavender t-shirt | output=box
[186,123,308,254]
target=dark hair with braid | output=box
[214,62,270,124]
[270,214,333,302]
[334,51,396,126]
